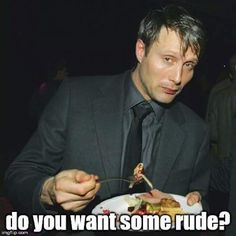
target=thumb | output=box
[187,196,195,206]
[75,171,92,183]
[186,192,201,206]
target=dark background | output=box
[2,0,236,194]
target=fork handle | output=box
[98,178,131,184]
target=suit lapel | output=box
[92,73,128,193]
[152,104,185,190]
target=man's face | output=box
[133,27,199,103]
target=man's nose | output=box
[170,65,182,85]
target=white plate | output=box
[92,193,203,215]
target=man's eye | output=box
[164,57,172,63]
[185,63,195,70]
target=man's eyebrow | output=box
[161,50,179,56]
[167,54,199,64]
[188,59,199,64]
[183,55,199,64]
[159,48,199,62]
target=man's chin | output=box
[152,95,176,104]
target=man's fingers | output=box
[53,188,96,205]
[58,169,92,183]
[54,176,97,196]
[186,191,201,206]
[60,199,92,212]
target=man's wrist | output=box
[40,176,55,206]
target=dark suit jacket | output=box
[4,70,210,235]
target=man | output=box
[206,54,236,163]
[29,61,68,126]
[5,5,209,235]
[206,54,236,216]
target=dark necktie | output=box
[121,101,153,192]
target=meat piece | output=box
[137,189,174,204]
[133,163,144,182]
[160,198,180,208]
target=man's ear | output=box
[135,39,146,63]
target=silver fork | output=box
[98,174,154,190]
[99,176,136,189]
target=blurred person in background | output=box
[29,60,68,127]
[206,54,236,216]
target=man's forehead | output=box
[155,27,199,60]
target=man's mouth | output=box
[162,87,178,95]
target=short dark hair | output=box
[137,5,206,58]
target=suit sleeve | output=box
[206,93,218,158]
[4,79,71,214]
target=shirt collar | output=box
[124,72,165,121]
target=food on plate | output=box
[125,189,185,221]
[138,189,173,203]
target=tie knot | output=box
[133,101,153,121]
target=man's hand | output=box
[186,191,202,206]
[41,169,101,212]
